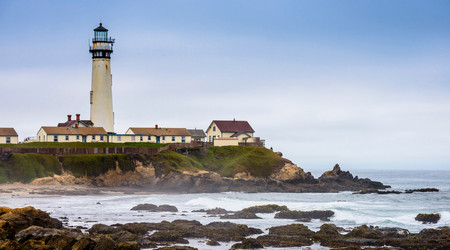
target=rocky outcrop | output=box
[415,213,440,224]
[242,204,288,213]
[130,204,178,212]
[318,164,385,191]
[30,162,386,193]
[274,210,335,222]
[0,206,139,249]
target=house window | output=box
[117,135,121,141]
[76,135,80,140]
[209,136,211,142]
[100,135,104,141]
[213,126,216,131]
[38,136,40,141]
[92,135,96,140]
[6,137,11,144]
[65,135,69,141]
[131,136,135,142]
[172,136,175,142]
[54,135,58,142]
[140,136,143,142]
[182,136,186,143]
[162,135,165,141]
[148,136,151,140]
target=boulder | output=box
[231,238,264,249]
[242,204,288,213]
[257,224,314,247]
[415,213,440,224]
[0,206,62,232]
[130,204,178,212]
[269,163,317,184]
[274,210,334,221]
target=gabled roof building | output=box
[206,120,256,143]
[0,128,18,144]
[37,126,108,143]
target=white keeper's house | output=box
[36,127,108,143]
[206,120,263,146]
[108,126,192,144]
[0,128,19,144]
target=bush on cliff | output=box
[60,154,141,177]
[191,146,287,177]
[0,153,61,183]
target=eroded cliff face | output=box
[31,161,384,193]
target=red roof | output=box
[213,120,255,133]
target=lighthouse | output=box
[89,23,115,133]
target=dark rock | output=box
[192,207,228,214]
[231,238,264,249]
[415,213,440,224]
[257,224,314,247]
[318,164,385,191]
[0,206,63,232]
[346,225,383,239]
[116,241,140,250]
[405,188,439,193]
[242,204,288,213]
[220,211,261,219]
[88,223,119,234]
[146,231,189,244]
[274,210,334,220]
[130,203,178,212]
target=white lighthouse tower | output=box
[89,23,115,133]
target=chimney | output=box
[75,124,79,128]
[76,114,80,121]
[155,124,158,129]
[67,115,72,121]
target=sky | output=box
[0,0,449,171]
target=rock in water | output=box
[415,213,440,224]
[130,204,178,212]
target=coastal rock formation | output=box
[27,157,386,193]
[274,210,335,222]
[242,204,289,213]
[318,164,385,191]
[220,211,261,219]
[130,204,178,212]
[415,213,440,224]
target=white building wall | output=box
[90,58,114,133]
[0,136,18,144]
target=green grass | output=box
[150,150,205,174]
[0,153,61,183]
[190,146,288,177]
[0,142,167,148]
[60,154,144,177]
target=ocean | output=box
[2,170,449,249]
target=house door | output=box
[82,136,87,142]
[156,136,160,143]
